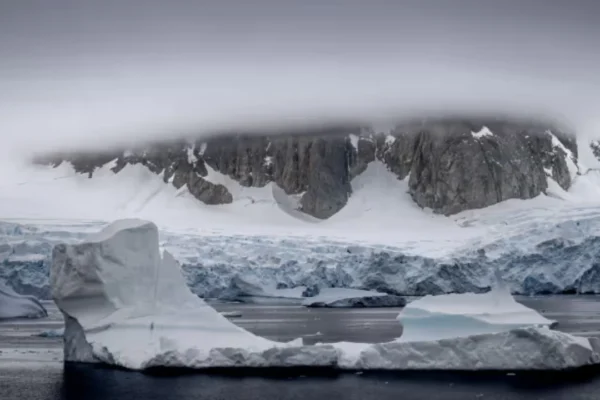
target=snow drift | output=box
[0,280,47,320]
[49,219,600,371]
[397,285,555,342]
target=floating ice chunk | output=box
[397,286,555,342]
[0,280,47,320]
[220,311,243,318]
[302,288,406,308]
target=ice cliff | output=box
[3,207,600,301]
[0,279,47,319]
[51,219,279,368]
[49,219,600,371]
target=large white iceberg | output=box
[51,219,284,369]
[0,280,47,319]
[50,219,600,371]
[398,285,556,342]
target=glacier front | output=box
[49,219,600,371]
[4,207,600,303]
[0,279,47,320]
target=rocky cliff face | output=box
[42,117,578,218]
[403,118,578,214]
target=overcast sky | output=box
[1,0,599,156]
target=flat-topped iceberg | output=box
[50,219,599,371]
[0,280,47,320]
[398,285,555,342]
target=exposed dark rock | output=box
[299,136,352,219]
[202,135,272,187]
[37,116,578,218]
[348,135,376,179]
[186,173,232,205]
[407,118,576,215]
[591,141,600,161]
[376,125,420,180]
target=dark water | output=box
[215,296,600,343]
[2,364,600,400]
[2,296,600,400]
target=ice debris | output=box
[220,311,243,318]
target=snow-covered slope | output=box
[0,159,312,232]
[0,157,467,243]
[2,143,600,298]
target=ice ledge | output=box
[62,324,600,371]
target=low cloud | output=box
[1,1,599,159]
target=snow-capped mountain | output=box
[37,116,578,219]
[2,115,600,300]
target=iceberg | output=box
[397,285,556,342]
[51,219,283,369]
[338,327,599,370]
[220,311,243,318]
[302,288,406,308]
[0,280,47,319]
[50,219,600,371]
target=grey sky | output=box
[1,1,599,156]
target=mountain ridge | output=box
[37,116,579,219]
